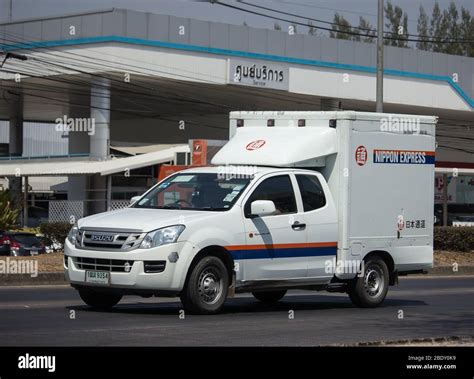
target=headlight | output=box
[140,225,185,249]
[67,224,79,244]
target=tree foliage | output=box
[327,1,474,57]
[329,13,354,40]
[385,1,409,47]
[0,191,20,230]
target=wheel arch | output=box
[182,245,235,292]
[364,250,397,285]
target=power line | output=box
[273,0,419,24]
[214,1,375,39]
[214,1,474,44]
[237,0,376,34]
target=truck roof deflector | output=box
[211,127,337,168]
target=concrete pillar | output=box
[89,174,107,214]
[23,176,28,227]
[7,93,23,212]
[67,100,90,203]
[88,78,111,214]
[90,78,110,160]
[66,78,111,215]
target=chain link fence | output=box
[48,200,130,222]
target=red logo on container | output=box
[355,146,368,166]
[246,140,266,150]
[397,215,405,231]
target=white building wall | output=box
[0,121,68,157]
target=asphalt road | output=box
[0,276,473,346]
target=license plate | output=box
[30,250,38,256]
[85,270,110,285]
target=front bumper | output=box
[64,239,196,293]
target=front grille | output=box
[76,230,146,251]
[74,257,135,272]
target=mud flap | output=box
[228,272,236,298]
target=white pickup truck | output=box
[64,111,436,314]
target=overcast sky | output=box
[1,0,474,34]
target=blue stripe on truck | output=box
[229,246,337,260]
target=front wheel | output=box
[348,257,389,308]
[252,290,287,303]
[79,289,122,309]
[180,256,229,314]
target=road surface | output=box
[0,276,472,346]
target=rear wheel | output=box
[180,256,229,314]
[78,289,122,309]
[252,290,287,303]
[348,257,389,308]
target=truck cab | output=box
[65,111,436,314]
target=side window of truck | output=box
[296,174,326,212]
[245,175,297,217]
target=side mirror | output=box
[250,200,276,217]
[130,196,141,205]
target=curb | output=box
[333,335,474,347]
[425,266,474,276]
[0,272,67,286]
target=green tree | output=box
[460,7,474,57]
[384,1,408,47]
[430,1,446,53]
[329,13,353,40]
[356,17,375,43]
[0,191,20,230]
[417,5,430,50]
[308,20,317,36]
[443,1,462,55]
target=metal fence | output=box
[109,200,130,211]
[48,201,84,223]
[48,200,130,222]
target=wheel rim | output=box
[198,266,223,305]
[363,265,384,298]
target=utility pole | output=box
[376,0,384,113]
[9,0,13,21]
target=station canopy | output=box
[0,145,188,177]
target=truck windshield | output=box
[133,173,251,211]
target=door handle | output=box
[291,221,306,230]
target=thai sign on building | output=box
[228,59,289,91]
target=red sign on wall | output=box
[192,140,208,166]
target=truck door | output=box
[239,173,308,280]
[294,173,338,280]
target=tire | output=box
[180,256,229,314]
[79,289,122,309]
[348,256,389,308]
[252,290,287,303]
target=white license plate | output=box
[85,270,110,285]
[30,250,38,256]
